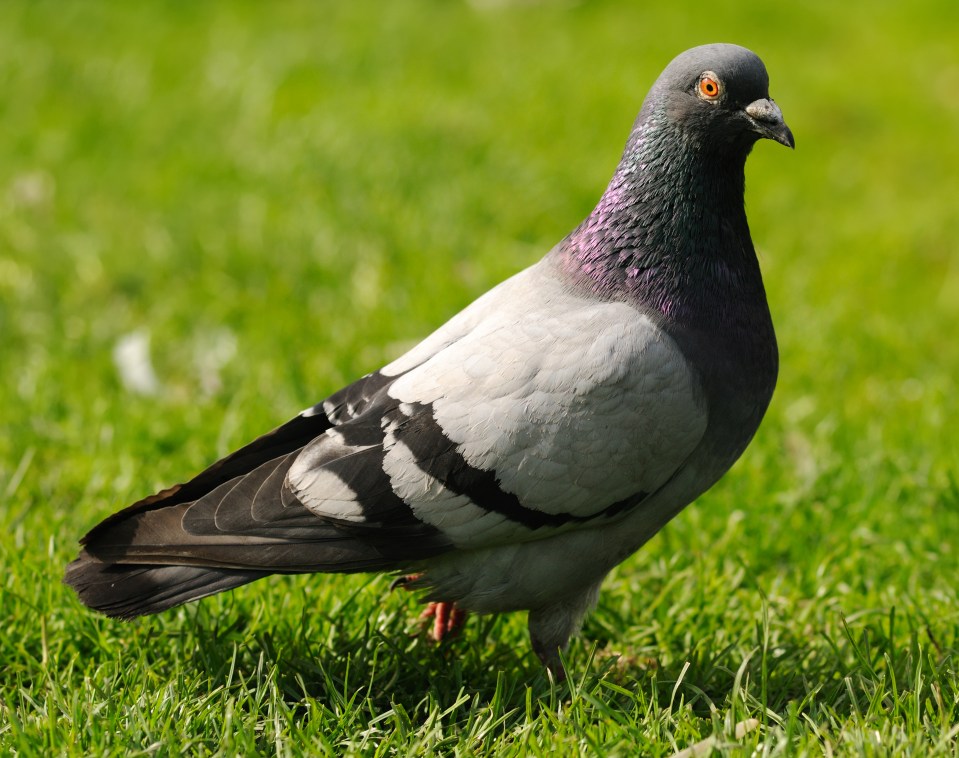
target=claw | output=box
[389,573,423,591]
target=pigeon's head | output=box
[647,43,794,152]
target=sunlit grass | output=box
[2,1,958,754]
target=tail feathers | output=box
[63,557,268,619]
[65,507,399,618]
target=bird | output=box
[65,43,793,677]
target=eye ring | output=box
[698,72,722,100]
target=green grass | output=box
[2,0,958,754]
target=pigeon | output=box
[65,43,793,676]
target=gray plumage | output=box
[65,43,793,675]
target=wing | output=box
[285,259,709,553]
[78,367,390,546]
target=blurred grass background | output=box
[1,0,958,754]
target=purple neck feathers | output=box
[552,106,766,332]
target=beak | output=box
[745,98,795,149]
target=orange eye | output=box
[698,74,722,99]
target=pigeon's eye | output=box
[698,73,722,100]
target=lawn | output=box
[2,0,958,754]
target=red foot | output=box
[420,602,468,642]
[390,574,468,641]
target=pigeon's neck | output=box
[554,108,765,331]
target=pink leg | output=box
[391,574,469,642]
[420,602,468,642]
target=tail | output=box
[63,413,397,619]
[63,559,268,619]
[63,454,400,618]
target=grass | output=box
[2,0,958,754]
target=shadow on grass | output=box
[60,574,959,739]
[584,605,959,735]
[174,587,546,715]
